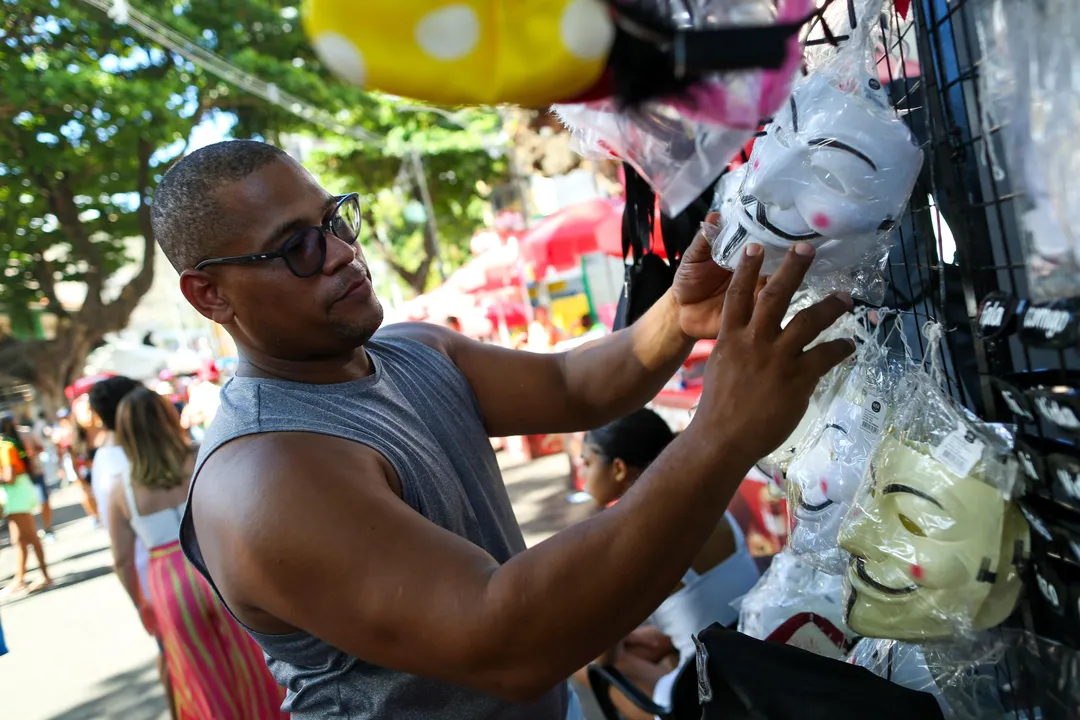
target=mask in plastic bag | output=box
[554,0,812,215]
[737,549,857,659]
[786,347,903,574]
[755,299,866,483]
[847,639,947,711]
[976,0,1080,301]
[707,71,921,301]
[849,633,1034,719]
[839,435,1030,641]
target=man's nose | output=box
[746,144,807,208]
[322,233,357,274]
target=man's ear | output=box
[180,270,234,325]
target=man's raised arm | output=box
[195,244,854,702]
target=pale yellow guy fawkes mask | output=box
[839,437,1029,640]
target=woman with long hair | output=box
[0,415,52,595]
[108,387,287,719]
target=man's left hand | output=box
[672,212,764,339]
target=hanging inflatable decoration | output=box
[303,0,811,110]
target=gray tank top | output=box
[180,333,568,719]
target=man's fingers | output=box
[750,243,816,333]
[680,213,721,265]
[780,293,854,352]
[720,244,765,330]
[800,337,857,378]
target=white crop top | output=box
[122,473,186,551]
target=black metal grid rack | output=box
[857,0,1080,715]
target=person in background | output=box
[527,305,563,352]
[0,418,53,595]
[3,415,54,541]
[89,376,174,719]
[574,408,762,718]
[576,312,605,337]
[60,401,101,527]
[181,362,222,444]
[108,387,287,719]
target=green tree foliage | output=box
[308,103,509,294]
[0,0,504,408]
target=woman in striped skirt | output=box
[106,387,287,719]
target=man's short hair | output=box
[88,376,142,431]
[151,140,290,273]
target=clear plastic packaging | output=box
[756,302,867,482]
[553,0,810,216]
[847,635,1022,720]
[704,0,923,304]
[976,0,1080,301]
[736,548,858,659]
[837,334,1030,640]
[786,340,908,574]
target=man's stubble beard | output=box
[329,295,385,347]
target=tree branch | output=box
[361,208,432,293]
[49,174,105,310]
[100,137,157,331]
[29,257,70,321]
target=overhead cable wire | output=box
[77,0,386,144]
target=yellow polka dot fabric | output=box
[303,0,614,107]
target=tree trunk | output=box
[0,137,160,409]
[0,325,95,413]
[361,209,435,295]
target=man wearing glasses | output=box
[157,140,853,719]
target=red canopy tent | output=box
[65,373,115,401]
[520,198,623,279]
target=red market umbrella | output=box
[483,301,530,329]
[521,198,623,279]
[444,243,522,295]
[594,202,668,260]
[65,373,115,401]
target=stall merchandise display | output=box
[977,0,1080,302]
[834,346,1029,641]
[703,16,922,303]
[737,549,858,659]
[786,348,907,574]
[554,0,811,214]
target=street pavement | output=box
[0,452,595,720]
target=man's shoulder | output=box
[374,322,454,358]
[199,431,382,475]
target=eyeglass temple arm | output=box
[195,252,282,270]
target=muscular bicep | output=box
[194,433,520,695]
[381,322,577,436]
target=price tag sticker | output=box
[932,424,985,477]
[859,395,887,437]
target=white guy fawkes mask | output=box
[711,72,923,274]
[788,396,879,573]
[839,437,1030,641]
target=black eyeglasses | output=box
[194,193,361,278]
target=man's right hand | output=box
[692,242,855,468]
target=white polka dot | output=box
[559,0,614,61]
[311,32,367,87]
[415,5,480,61]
